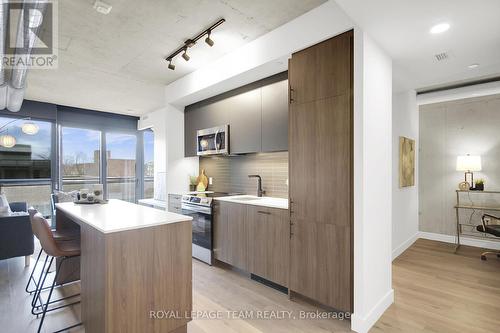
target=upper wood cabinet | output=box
[289,32,352,105]
[262,80,289,152]
[228,88,262,154]
[289,30,353,313]
[184,73,288,157]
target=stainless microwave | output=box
[196,125,229,156]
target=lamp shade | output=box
[21,122,39,135]
[456,155,482,171]
[0,134,16,148]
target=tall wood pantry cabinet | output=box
[288,30,353,312]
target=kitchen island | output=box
[55,199,192,333]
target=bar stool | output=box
[25,208,80,295]
[31,212,82,333]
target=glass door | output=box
[105,133,137,202]
[61,127,101,192]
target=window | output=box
[0,116,52,179]
[106,133,136,202]
[143,130,154,199]
[61,127,101,192]
[0,116,52,216]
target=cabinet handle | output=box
[257,211,271,215]
[289,87,295,104]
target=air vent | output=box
[434,52,450,62]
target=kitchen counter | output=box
[55,199,192,333]
[56,199,191,234]
[215,195,288,210]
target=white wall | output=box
[138,107,198,199]
[418,94,500,250]
[352,31,394,333]
[392,90,419,260]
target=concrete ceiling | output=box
[25,0,326,116]
[335,0,500,92]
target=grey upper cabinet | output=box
[262,80,288,152]
[184,100,229,157]
[228,88,262,154]
[184,73,288,157]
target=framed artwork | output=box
[399,136,415,187]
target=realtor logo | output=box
[3,0,58,68]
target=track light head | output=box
[205,31,214,47]
[167,59,175,70]
[182,49,190,61]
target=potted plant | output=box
[475,179,485,191]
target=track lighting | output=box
[165,18,225,70]
[182,49,190,61]
[205,31,214,47]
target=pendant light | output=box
[0,134,16,148]
[21,122,39,135]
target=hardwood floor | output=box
[372,239,500,333]
[0,239,498,333]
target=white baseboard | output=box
[419,231,500,250]
[351,289,394,333]
[392,232,419,260]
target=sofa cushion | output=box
[0,194,12,217]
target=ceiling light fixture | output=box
[182,48,190,61]
[205,31,214,47]
[165,18,225,70]
[430,22,450,34]
[93,1,112,15]
[468,63,480,69]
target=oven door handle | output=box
[181,203,212,215]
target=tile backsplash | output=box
[199,152,288,198]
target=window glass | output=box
[0,117,51,179]
[106,133,136,202]
[61,127,101,192]
[143,130,154,199]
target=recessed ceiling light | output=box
[430,22,450,34]
[468,63,480,69]
[94,1,112,15]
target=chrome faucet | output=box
[248,175,265,197]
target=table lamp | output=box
[456,155,482,189]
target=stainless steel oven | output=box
[181,201,213,264]
[196,125,229,156]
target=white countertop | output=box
[56,199,192,234]
[215,195,289,210]
[137,198,166,208]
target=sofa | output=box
[0,202,34,264]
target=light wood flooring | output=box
[0,239,498,333]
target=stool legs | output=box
[25,248,43,294]
[36,256,82,333]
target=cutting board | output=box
[196,169,209,190]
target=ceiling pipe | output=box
[0,0,9,109]
[7,0,48,112]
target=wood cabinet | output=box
[213,201,250,270]
[262,80,288,152]
[228,88,262,154]
[213,201,289,287]
[289,30,353,312]
[247,206,289,287]
[184,72,288,156]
